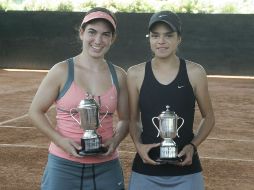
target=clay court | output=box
[0,69,253,190]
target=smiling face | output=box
[149,22,181,59]
[80,19,115,59]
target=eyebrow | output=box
[87,28,112,34]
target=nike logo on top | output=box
[110,96,115,99]
[178,85,184,88]
[118,181,122,186]
[158,15,168,18]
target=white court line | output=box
[1,125,253,143]
[1,123,253,143]
[0,106,55,126]
[1,124,253,143]
[200,156,254,162]
[207,75,254,79]
[0,144,47,149]
[0,125,35,129]
[0,114,28,125]
[207,137,254,143]
[0,144,253,162]
[2,69,253,79]
[118,151,254,162]
[3,69,48,73]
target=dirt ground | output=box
[0,69,253,190]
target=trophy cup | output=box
[70,94,108,156]
[152,105,184,164]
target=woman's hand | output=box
[101,137,117,156]
[136,143,160,165]
[56,137,83,158]
[177,144,195,166]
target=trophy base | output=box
[78,147,108,156]
[156,157,184,165]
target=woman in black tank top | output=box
[127,11,215,190]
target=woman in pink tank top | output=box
[29,7,129,190]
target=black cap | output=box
[148,11,181,34]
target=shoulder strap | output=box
[107,61,120,96]
[144,60,157,86]
[178,58,188,79]
[56,58,74,100]
[67,57,74,80]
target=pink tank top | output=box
[49,59,119,164]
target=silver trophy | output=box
[152,105,184,163]
[70,94,108,156]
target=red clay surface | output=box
[0,69,254,190]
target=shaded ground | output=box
[0,69,253,190]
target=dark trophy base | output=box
[78,136,107,156]
[78,147,108,156]
[156,156,184,165]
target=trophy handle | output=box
[152,117,160,137]
[70,108,81,125]
[176,117,184,137]
[99,105,109,126]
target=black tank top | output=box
[132,58,202,176]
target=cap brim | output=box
[81,11,116,31]
[149,20,177,32]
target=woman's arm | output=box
[190,64,215,147]
[28,62,82,157]
[179,62,215,166]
